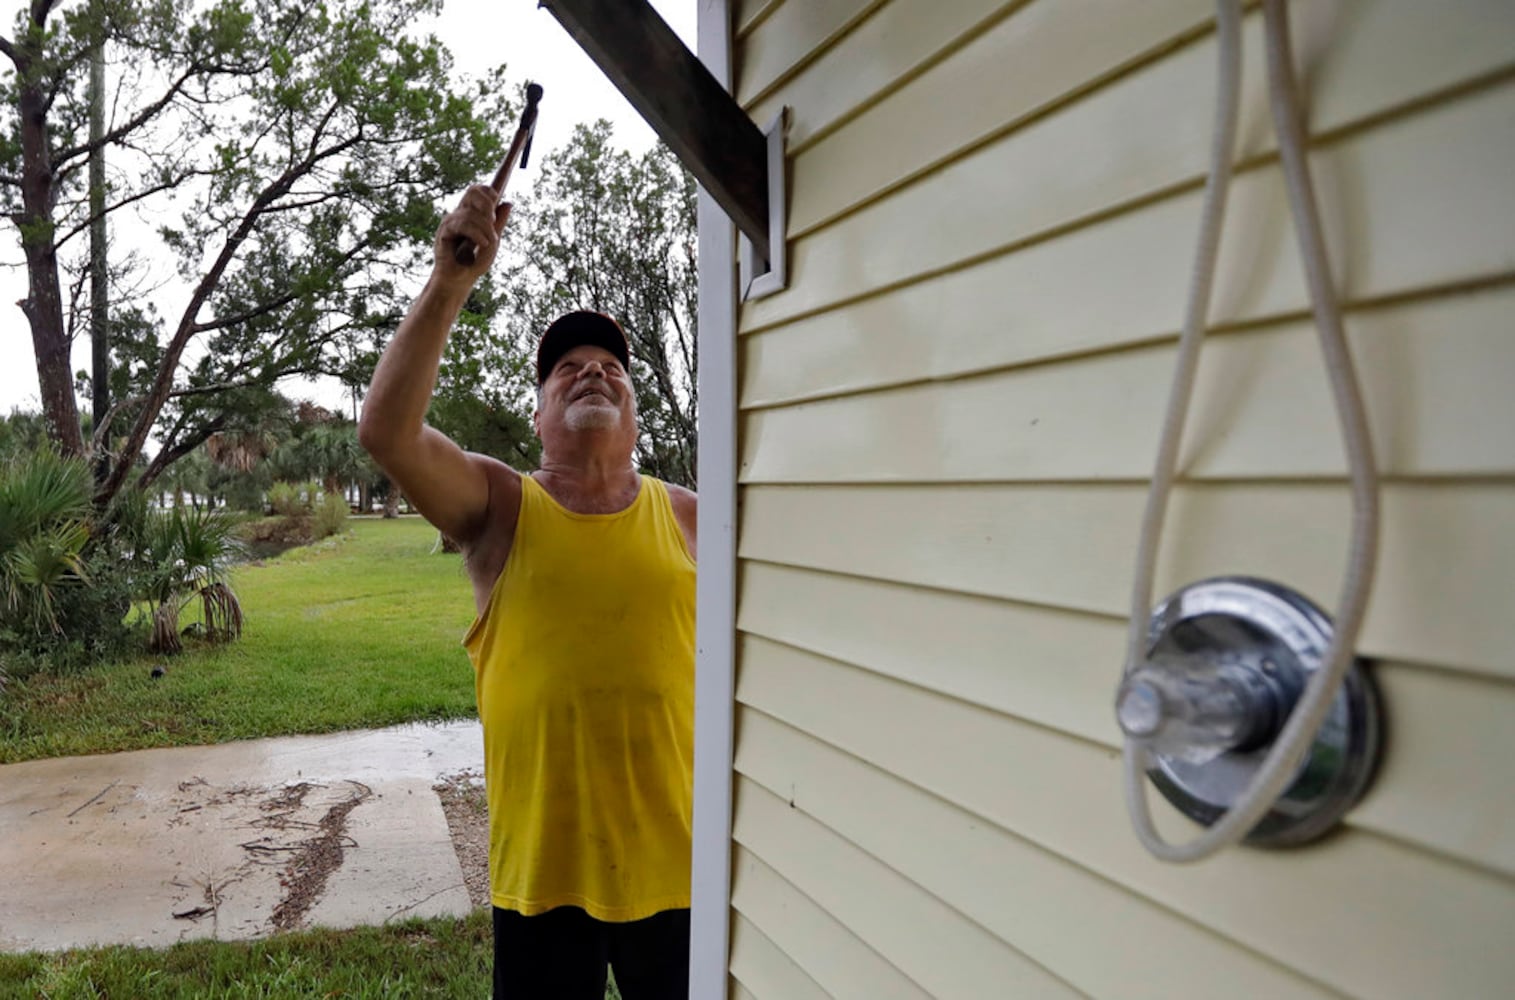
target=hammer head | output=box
[520,82,544,168]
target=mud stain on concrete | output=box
[163,777,372,934]
[268,781,372,931]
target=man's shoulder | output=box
[659,480,698,559]
[468,452,525,484]
[463,454,525,534]
[660,480,697,511]
[456,457,527,578]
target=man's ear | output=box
[531,409,541,437]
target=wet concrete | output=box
[0,720,484,953]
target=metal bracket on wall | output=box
[741,110,788,301]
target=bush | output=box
[0,451,142,681]
[222,474,269,513]
[0,449,94,680]
[0,450,257,678]
[268,481,304,517]
[139,504,246,655]
[313,491,349,539]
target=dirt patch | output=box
[166,777,373,933]
[235,515,318,560]
[267,781,372,931]
[433,770,490,909]
[260,781,315,816]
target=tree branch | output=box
[191,241,372,335]
[61,257,89,344]
[140,414,225,490]
[30,0,60,27]
[54,170,205,251]
[90,378,271,458]
[54,66,199,167]
[42,47,90,113]
[98,133,363,505]
[259,188,347,214]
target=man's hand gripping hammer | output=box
[453,82,544,266]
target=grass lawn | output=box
[0,910,627,999]
[0,912,493,999]
[0,516,480,763]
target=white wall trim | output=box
[689,2,738,998]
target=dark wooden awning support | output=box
[538,0,774,264]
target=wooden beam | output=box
[539,0,772,262]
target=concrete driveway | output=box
[0,720,484,953]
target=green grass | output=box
[0,910,621,999]
[0,912,493,1000]
[0,517,480,763]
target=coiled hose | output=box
[1120,0,1380,863]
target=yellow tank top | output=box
[462,474,696,921]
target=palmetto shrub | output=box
[0,450,254,683]
[0,448,92,636]
[138,504,247,655]
[0,450,135,682]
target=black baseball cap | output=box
[535,311,631,385]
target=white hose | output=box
[1120,0,1380,862]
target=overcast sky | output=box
[0,0,696,415]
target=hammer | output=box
[454,82,544,266]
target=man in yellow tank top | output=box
[358,185,697,999]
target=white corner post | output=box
[689,2,739,998]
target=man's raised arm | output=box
[357,186,513,545]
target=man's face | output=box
[535,344,636,437]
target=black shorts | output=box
[492,905,690,1000]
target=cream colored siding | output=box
[743,288,1515,480]
[742,483,1515,679]
[737,707,1338,999]
[735,0,890,107]
[738,561,1515,876]
[733,853,933,998]
[735,778,1081,998]
[742,0,1080,154]
[737,639,1512,999]
[747,30,1515,328]
[761,0,1515,244]
[729,911,834,1000]
[728,978,759,1000]
[724,0,1515,997]
[733,1,783,39]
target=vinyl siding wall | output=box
[722,0,1515,997]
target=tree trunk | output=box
[383,492,399,518]
[150,601,182,655]
[18,74,83,456]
